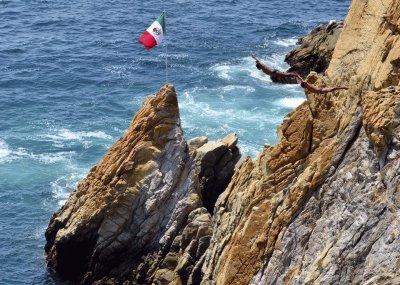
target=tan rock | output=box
[46,84,193,283]
[220,133,238,148]
[327,0,400,89]
[362,86,400,168]
[201,1,400,284]
[45,85,241,284]
[188,136,208,153]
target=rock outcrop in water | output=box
[45,85,240,284]
[271,20,343,84]
[285,20,343,78]
[46,0,400,284]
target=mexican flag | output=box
[139,12,166,50]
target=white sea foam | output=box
[0,148,11,159]
[238,143,263,159]
[264,53,290,70]
[51,172,85,207]
[222,85,255,93]
[245,54,290,83]
[249,69,272,83]
[269,83,303,90]
[274,38,298,47]
[184,54,306,157]
[275,97,305,109]
[210,64,232,80]
[45,129,113,141]
[181,88,282,125]
[105,65,131,77]
[158,52,189,60]
[0,138,75,164]
[0,139,11,159]
[34,152,75,164]
[0,140,28,163]
[210,53,291,84]
[211,58,262,81]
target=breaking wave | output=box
[0,139,11,161]
[0,139,76,164]
[44,129,113,141]
[51,172,86,207]
[274,37,298,47]
[275,97,306,108]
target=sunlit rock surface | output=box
[46,0,400,284]
[45,85,240,284]
[201,0,400,284]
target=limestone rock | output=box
[45,84,193,283]
[220,133,237,148]
[153,207,212,285]
[326,0,400,88]
[362,87,400,168]
[194,134,241,214]
[188,137,208,154]
[45,85,240,284]
[200,1,400,284]
[201,73,358,284]
[250,127,400,284]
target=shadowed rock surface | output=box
[194,133,240,214]
[285,20,344,78]
[46,0,400,284]
[271,21,343,84]
[271,20,343,84]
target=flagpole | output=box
[165,11,168,84]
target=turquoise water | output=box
[0,0,350,283]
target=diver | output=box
[297,77,348,94]
[252,54,348,93]
[252,55,300,82]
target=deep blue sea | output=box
[0,0,350,284]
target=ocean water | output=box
[0,0,350,284]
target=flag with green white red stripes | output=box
[139,12,166,50]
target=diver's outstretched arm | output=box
[252,55,302,79]
[300,80,348,94]
[326,87,348,92]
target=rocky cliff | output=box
[45,0,400,284]
[45,85,240,284]
[200,0,400,284]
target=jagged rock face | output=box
[194,133,241,214]
[45,85,240,284]
[326,0,400,88]
[251,125,400,285]
[249,87,400,285]
[201,74,361,285]
[46,0,400,284]
[45,84,194,283]
[200,0,400,284]
[284,21,343,79]
[362,87,400,168]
